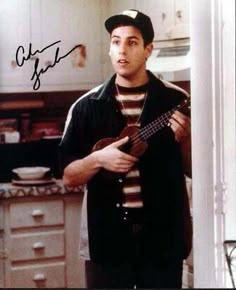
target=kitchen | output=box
[0,0,235,288]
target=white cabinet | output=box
[1,194,85,288]
[136,0,175,41]
[37,0,103,91]
[0,0,103,92]
[0,0,33,90]
[135,0,190,40]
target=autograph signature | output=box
[15,41,83,90]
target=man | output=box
[59,9,192,288]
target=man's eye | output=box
[129,41,137,46]
[112,40,120,45]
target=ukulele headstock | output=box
[177,98,191,117]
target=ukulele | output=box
[92,98,190,158]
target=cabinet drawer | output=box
[10,231,64,261]
[10,263,65,288]
[10,200,64,229]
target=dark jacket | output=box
[60,71,192,263]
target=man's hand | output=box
[169,110,191,142]
[170,110,192,177]
[95,136,138,173]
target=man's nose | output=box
[119,43,127,54]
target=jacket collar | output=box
[90,70,164,102]
[90,74,116,102]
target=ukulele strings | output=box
[129,110,173,146]
[127,100,188,147]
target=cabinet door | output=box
[0,0,33,91]
[135,0,190,40]
[105,0,136,14]
[37,0,103,91]
[175,0,190,26]
[135,0,175,41]
[173,0,190,38]
[0,0,104,92]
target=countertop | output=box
[0,179,84,199]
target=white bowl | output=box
[12,167,50,180]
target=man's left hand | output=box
[169,110,191,142]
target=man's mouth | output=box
[118,59,129,64]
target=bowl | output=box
[12,167,50,180]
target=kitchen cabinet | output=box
[135,0,190,40]
[37,0,103,91]
[0,190,85,288]
[0,0,33,90]
[0,0,103,92]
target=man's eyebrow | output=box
[111,35,140,40]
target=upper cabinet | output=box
[0,0,103,92]
[135,0,190,41]
[37,0,103,91]
[0,0,33,90]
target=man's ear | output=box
[145,43,153,59]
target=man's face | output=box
[109,26,152,81]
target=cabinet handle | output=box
[32,209,44,218]
[32,241,45,250]
[161,12,166,20]
[33,273,46,281]
[176,10,182,18]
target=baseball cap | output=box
[105,9,154,44]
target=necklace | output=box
[115,83,148,126]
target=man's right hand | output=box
[95,136,138,173]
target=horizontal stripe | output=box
[115,94,145,102]
[122,185,141,194]
[126,169,140,178]
[121,108,142,115]
[122,201,143,208]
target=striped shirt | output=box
[115,84,148,208]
